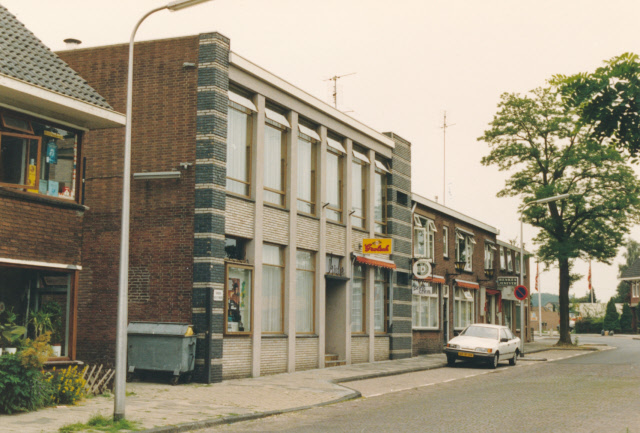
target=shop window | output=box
[351,263,366,333]
[455,231,475,271]
[0,266,72,357]
[326,254,343,275]
[374,267,388,333]
[0,111,79,200]
[226,264,253,334]
[412,281,439,329]
[296,250,315,333]
[262,244,284,333]
[264,105,288,207]
[226,87,254,197]
[454,287,474,329]
[351,146,369,229]
[297,121,317,215]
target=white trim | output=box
[327,136,346,153]
[298,124,320,141]
[229,90,257,111]
[230,53,395,149]
[0,257,81,270]
[352,149,370,163]
[265,107,290,128]
[374,160,390,173]
[427,220,437,233]
[0,73,125,130]
[456,227,475,237]
[412,192,499,235]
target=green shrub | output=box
[0,354,52,414]
[620,303,633,333]
[603,298,621,332]
[47,365,87,405]
[574,316,604,333]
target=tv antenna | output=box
[441,111,455,206]
[325,72,356,109]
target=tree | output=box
[615,239,640,302]
[620,302,633,333]
[479,54,640,345]
[603,298,620,332]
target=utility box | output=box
[127,322,196,385]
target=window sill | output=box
[412,327,440,332]
[297,212,319,221]
[295,334,319,338]
[326,220,346,228]
[261,333,288,338]
[352,227,369,234]
[226,192,255,203]
[0,187,87,212]
[351,333,369,337]
[264,202,289,212]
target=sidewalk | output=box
[2,338,563,433]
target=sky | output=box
[4,0,640,301]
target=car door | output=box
[499,328,513,357]
[505,328,518,354]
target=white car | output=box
[444,324,521,369]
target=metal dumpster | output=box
[127,322,196,385]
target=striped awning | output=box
[354,254,397,270]
[455,279,479,290]
[414,275,445,284]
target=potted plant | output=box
[40,301,63,357]
[1,307,27,354]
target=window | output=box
[296,250,315,333]
[351,263,366,333]
[455,231,475,271]
[0,113,80,200]
[507,250,513,272]
[297,122,317,214]
[262,244,284,332]
[484,242,496,270]
[226,88,254,196]
[412,280,439,329]
[633,282,640,298]
[226,264,253,333]
[414,216,436,259]
[443,226,449,258]
[264,107,288,206]
[374,160,388,233]
[504,301,512,328]
[500,246,506,270]
[225,236,248,261]
[351,147,368,229]
[454,287,474,329]
[326,135,345,222]
[326,254,343,275]
[515,252,520,273]
[374,267,388,333]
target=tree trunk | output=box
[557,257,572,344]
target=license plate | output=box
[458,352,474,358]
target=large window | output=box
[351,263,366,333]
[264,107,288,207]
[374,267,387,333]
[351,147,369,229]
[455,231,475,271]
[297,123,318,215]
[325,138,344,222]
[226,88,254,196]
[443,226,449,258]
[507,250,513,272]
[633,282,640,298]
[454,287,474,329]
[0,112,79,200]
[515,252,521,273]
[412,280,439,329]
[296,250,315,333]
[374,160,389,234]
[500,246,506,270]
[226,264,253,333]
[484,242,496,270]
[414,216,436,259]
[262,244,284,333]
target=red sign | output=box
[514,285,528,301]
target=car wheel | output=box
[446,354,456,366]
[509,350,518,366]
[489,353,499,369]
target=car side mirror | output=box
[500,338,508,343]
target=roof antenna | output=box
[325,72,356,110]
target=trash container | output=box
[127,322,196,385]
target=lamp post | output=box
[114,0,213,421]
[519,193,570,356]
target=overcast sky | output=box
[5,0,640,301]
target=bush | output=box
[0,354,52,414]
[46,365,87,405]
[620,303,633,333]
[603,298,621,332]
[574,316,604,334]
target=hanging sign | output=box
[498,276,519,287]
[412,259,432,279]
[362,238,392,254]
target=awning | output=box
[484,289,502,313]
[455,279,479,290]
[354,253,396,270]
[414,274,445,284]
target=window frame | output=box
[295,249,316,334]
[325,145,343,222]
[351,152,368,229]
[455,231,475,272]
[226,98,253,197]
[454,287,474,330]
[374,267,388,334]
[374,163,387,234]
[484,242,496,270]
[351,263,366,334]
[224,263,254,335]
[412,281,440,330]
[296,129,317,215]
[443,226,449,258]
[263,115,288,207]
[262,244,285,334]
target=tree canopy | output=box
[479,54,640,344]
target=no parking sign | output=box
[514,285,528,300]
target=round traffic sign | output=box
[514,285,528,300]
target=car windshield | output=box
[461,326,499,340]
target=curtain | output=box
[351,265,365,332]
[297,137,313,213]
[351,162,364,227]
[296,251,314,333]
[264,125,284,205]
[374,172,384,224]
[226,107,250,195]
[262,245,283,332]
[326,151,340,220]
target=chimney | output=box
[63,38,82,50]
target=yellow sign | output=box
[362,238,392,255]
[27,164,37,193]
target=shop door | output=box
[325,278,347,361]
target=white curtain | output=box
[296,250,314,333]
[297,137,313,213]
[326,151,340,220]
[226,107,249,195]
[351,162,364,227]
[374,172,384,224]
[351,264,365,332]
[264,125,284,205]
[262,245,283,332]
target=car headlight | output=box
[447,344,459,349]
[475,348,493,353]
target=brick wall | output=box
[58,36,200,368]
[222,337,252,379]
[374,335,389,361]
[326,222,346,255]
[260,337,288,375]
[351,336,369,364]
[412,330,443,356]
[295,337,319,371]
[225,196,255,239]
[263,206,290,245]
[296,216,319,251]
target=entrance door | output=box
[325,278,347,361]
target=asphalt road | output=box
[200,336,640,433]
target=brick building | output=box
[58,33,413,382]
[619,257,640,333]
[410,194,531,356]
[0,5,124,358]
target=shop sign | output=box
[412,279,433,295]
[497,276,518,287]
[362,238,392,254]
[213,289,223,302]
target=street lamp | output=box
[114,0,213,421]
[519,193,570,357]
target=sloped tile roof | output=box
[0,4,112,110]
[621,257,640,279]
